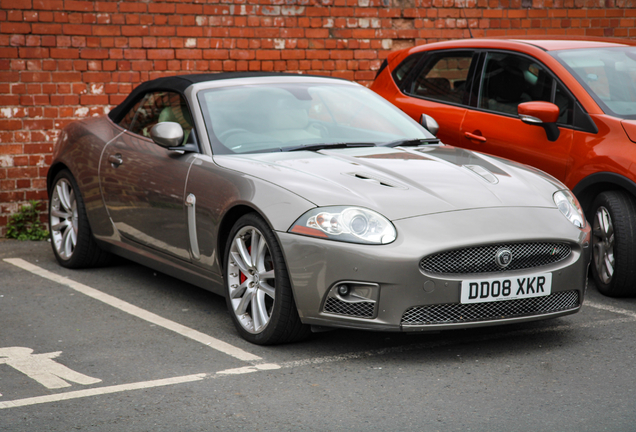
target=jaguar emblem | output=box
[495,248,513,269]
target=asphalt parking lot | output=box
[1,238,636,431]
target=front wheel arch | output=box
[571,172,636,218]
[217,204,266,274]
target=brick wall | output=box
[1,0,635,236]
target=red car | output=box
[371,37,636,297]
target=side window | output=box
[554,82,574,125]
[118,98,144,130]
[406,51,476,105]
[127,92,194,144]
[479,52,574,125]
[392,52,424,89]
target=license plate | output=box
[460,273,552,304]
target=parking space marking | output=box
[3,258,262,363]
[1,314,633,410]
[0,347,101,389]
[216,363,281,376]
[0,373,207,409]
[585,300,636,319]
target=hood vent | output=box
[345,172,407,189]
[464,164,499,184]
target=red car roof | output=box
[507,38,634,51]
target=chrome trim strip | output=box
[185,193,200,260]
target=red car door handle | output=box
[108,154,123,167]
[464,132,487,143]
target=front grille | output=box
[420,242,571,275]
[324,297,375,318]
[401,290,579,325]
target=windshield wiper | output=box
[283,142,377,152]
[382,138,440,148]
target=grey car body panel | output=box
[49,116,122,239]
[185,154,316,272]
[48,74,591,334]
[281,206,589,330]
[213,145,562,221]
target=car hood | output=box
[213,145,562,221]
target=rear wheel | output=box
[590,190,636,297]
[49,169,111,268]
[224,213,310,345]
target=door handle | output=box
[464,131,487,143]
[108,154,123,168]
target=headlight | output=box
[289,206,397,244]
[553,190,585,228]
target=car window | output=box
[198,83,431,154]
[554,82,574,124]
[392,52,424,89]
[118,98,145,131]
[552,47,636,119]
[406,51,475,105]
[126,91,194,145]
[479,52,574,125]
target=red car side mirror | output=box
[517,101,560,142]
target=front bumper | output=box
[278,207,591,332]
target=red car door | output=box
[459,50,575,181]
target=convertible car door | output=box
[459,51,574,180]
[99,91,197,261]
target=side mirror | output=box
[420,113,439,136]
[150,122,184,148]
[517,101,560,142]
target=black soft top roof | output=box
[107,72,315,123]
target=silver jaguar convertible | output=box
[48,73,591,344]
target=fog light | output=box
[337,284,350,296]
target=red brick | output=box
[0,145,23,155]
[93,25,121,37]
[30,23,63,34]
[79,48,109,59]
[0,120,22,131]
[63,24,92,35]
[0,48,18,58]
[122,26,149,37]
[148,49,175,60]
[1,22,31,34]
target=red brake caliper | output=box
[239,245,251,284]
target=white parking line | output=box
[0,363,283,409]
[585,300,636,319]
[1,313,633,410]
[0,373,207,409]
[3,258,262,363]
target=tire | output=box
[224,213,310,345]
[590,190,636,297]
[49,169,112,269]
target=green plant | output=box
[6,200,50,241]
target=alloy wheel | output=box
[592,205,615,285]
[50,178,79,260]
[226,226,276,334]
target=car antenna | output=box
[462,8,473,38]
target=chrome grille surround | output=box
[420,242,571,275]
[401,290,579,326]
[324,297,375,318]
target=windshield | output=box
[552,47,636,119]
[197,81,433,154]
